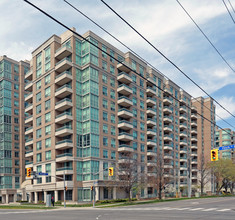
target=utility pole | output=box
[63,171,66,208]
[188,157,191,198]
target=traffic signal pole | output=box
[63,171,66,208]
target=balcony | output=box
[55,98,73,111]
[179,115,187,121]
[147,172,157,177]
[180,140,187,146]
[191,153,197,157]
[118,120,133,130]
[163,135,173,142]
[146,108,156,117]
[191,145,197,150]
[191,121,197,127]
[117,72,132,84]
[56,180,73,188]
[25,81,33,92]
[163,116,172,124]
[191,159,198,164]
[55,139,73,150]
[146,98,156,107]
[55,112,73,124]
[164,145,173,151]
[146,87,156,96]
[163,107,172,114]
[55,71,72,86]
[180,148,187,154]
[191,113,197,120]
[164,163,173,169]
[25,150,33,158]
[164,126,172,133]
[25,161,33,169]
[147,140,156,147]
[55,84,72,99]
[55,126,73,137]
[117,84,132,96]
[191,129,197,135]
[147,129,156,137]
[179,106,187,113]
[147,162,156,167]
[55,58,72,73]
[147,77,156,86]
[25,115,33,125]
[164,154,173,160]
[180,174,187,179]
[55,153,73,162]
[147,150,157,157]
[118,132,133,141]
[25,138,33,147]
[179,123,187,130]
[180,165,187,171]
[118,108,133,119]
[191,106,197,113]
[147,119,156,127]
[117,62,132,73]
[55,45,72,60]
[191,137,198,142]
[180,132,187,138]
[164,88,171,95]
[56,167,73,175]
[25,126,33,136]
[118,145,134,153]
[25,92,33,103]
[25,104,33,114]
[180,98,186,105]
[180,157,187,162]
[117,96,133,107]
[25,69,33,80]
[163,97,172,105]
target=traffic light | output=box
[108,167,114,176]
[211,149,218,161]
[91,186,94,191]
[26,168,31,177]
[65,186,68,191]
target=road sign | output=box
[38,172,49,176]
[219,145,234,151]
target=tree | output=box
[197,159,211,195]
[209,159,235,194]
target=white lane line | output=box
[217,209,231,212]
[202,208,217,212]
[189,208,204,211]
[176,207,192,210]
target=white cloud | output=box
[216,96,235,121]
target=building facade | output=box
[0,55,29,203]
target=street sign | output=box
[219,145,234,151]
[38,172,49,176]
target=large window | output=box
[45,125,51,136]
[36,116,41,126]
[45,138,51,148]
[45,87,51,98]
[36,129,41,139]
[36,141,42,150]
[45,99,51,110]
[45,112,51,123]
[45,150,51,160]
[36,92,41,102]
[37,153,42,162]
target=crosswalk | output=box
[108,207,233,212]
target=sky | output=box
[0,0,235,129]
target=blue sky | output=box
[0,0,235,129]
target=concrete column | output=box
[95,186,99,201]
[113,187,117,199]
[2,195,6,204]
[28,193,32,203]
[44,191,47,203]
[34,192,38,204]
[6,194,9,204]
[55,190,58,202]
[22,190,26,201]
[14,193,17,203]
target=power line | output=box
[176,0,235,73]
[63,0,235,130]
[228,0,235,14]
[23,0,232,136]
[222,0,235,24]
[100,0,235,120]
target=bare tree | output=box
[197,159,211,195]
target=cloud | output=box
[216,96,235,121]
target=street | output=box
[0,197,235,220]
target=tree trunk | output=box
[159,181,162,200]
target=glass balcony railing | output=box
[56,153,73,158]
[56,139,73,145]
[55,98,72,105]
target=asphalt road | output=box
[0,197,235,220]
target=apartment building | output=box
[215,127,235,160]
[192,97,216,193]
[0,55,29,203]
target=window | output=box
[140,79,144,87]
[132,86,137,95]
[133,131,137,139]
[110,78,115,87]
[14,126,19,132]
[110,101,115,111]
[102,73,107,83]
[103,149,108,159]
[140,111,145,120]
[36,116,41,126]
[132,74,136,83]
[102,45,107,58]
[45,99,51,110]
[139,65,144,76]
[15,152,19,158]
[36,80,41,90]
[141,155,145,163]
[45,150,51,160]
[14,101,19,107]
[45,138,51,148]
[37,165,42,183]
[110,65,115,75]
[110,50,115,63]
[111,151,116,160]
[103,124,108,134]
[45,125,51,135]
[140,101,145,109]
[103,137,108,146]
[102,60,107,71]
[110,89,115,99]
[14,135,19,140]
[14,92,19,98]
[14,84,19,90]
[133,142,138,151]
[140,133,145,141]
[14,109,19,115]
[14,118,19,124]
[111,138,116,148]
[46,163,51,183]
[103,111,108,121]
[45,87,51,98]
[133,119,137,128]
[37,153,42,162]
[45,112,51,123]
[132,97,137,106]
[36,129,41,138]
[102,99,108,109]
[111,126,115,135]
[36,92,41,102]
[140,122,145,131]
[111,114,115,124]
[140,90,144,98]
[132,60,136,71]
[45,74,50,85]
[36,104,41,114]
[36,141,42,150]
[141,144,145,152]
[102,86,107,96]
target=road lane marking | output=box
[189,208,204,211]
[217,209,231,212]
[202,208,217,212]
